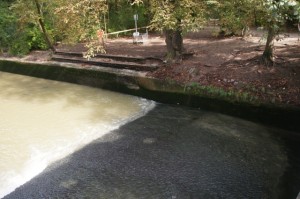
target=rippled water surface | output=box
[0,72,155,198]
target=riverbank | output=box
[55,28,300,107]
[0,29,299,131]
[0,55,300,132]
[2,28,300,108]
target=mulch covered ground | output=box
[94,28,300,106]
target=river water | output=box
[0,71,155,198]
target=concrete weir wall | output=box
[0,59,299,132]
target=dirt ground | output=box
[8,27,300,107]
[98,27,300,107]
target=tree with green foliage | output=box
[55,0,107,43]
[133,0,206,63]
[0,0,44,55]
[11,0,56,52]
[54,0,108,58]
[4,0,299,64]
[0,1,17,53]
[33,0,55,51]
[10,0,107,56]
[212,0,299,65]
[260,0,299,65]
[216,0,263,36]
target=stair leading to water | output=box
[52,51,162,72]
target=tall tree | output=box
[11,0,56,51]
[217,0,261,37]
[261,0,299,65]
[212,0,299,65]
[55,0,107,58]
[0,1,16,53]
[11,0,107,56]
[55,0,107,43]
[133,0,206,63]
[33,0,55,51]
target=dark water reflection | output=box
[4,104,300,199]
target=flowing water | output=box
[0,71,155,198]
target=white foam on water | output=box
[0,72,155,198]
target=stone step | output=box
[54,51,163,64]
[52,54,159,72]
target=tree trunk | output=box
[164,29,183,63]
[262,27,276,66]
[33,0,55,52]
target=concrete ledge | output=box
[0,59,300,132]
